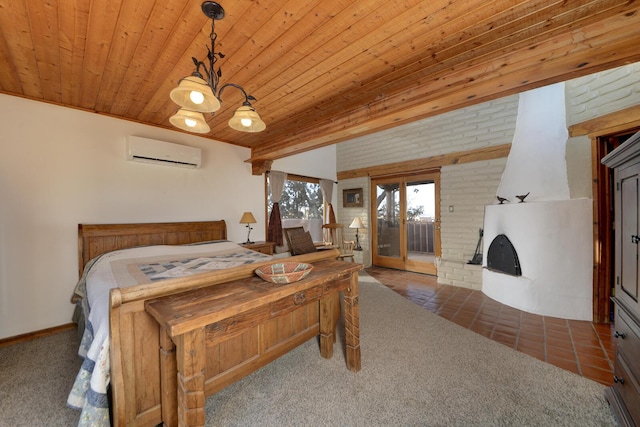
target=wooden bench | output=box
[145,259,362,427]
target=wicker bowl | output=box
[255,262,313,284]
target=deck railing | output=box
[377,219,435,255]
[407,220,435,254]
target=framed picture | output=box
[343,188,363,208]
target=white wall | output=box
[272,147,337,183]
[0,94,335,339]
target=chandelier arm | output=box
[218,83,256,104]
[189,58,207,79]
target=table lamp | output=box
[240,212,257,244]
[349,217,365,251]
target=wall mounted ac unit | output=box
[126,136,202,169]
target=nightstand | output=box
[241,241,275,255]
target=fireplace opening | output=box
[487,234,522,276]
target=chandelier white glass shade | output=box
[170,76,220,113]
[169,2,265,134]
[169,108,210,133]
[229,104,267,132]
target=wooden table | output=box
[145,260,362,427]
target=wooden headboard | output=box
[77,220,227,278]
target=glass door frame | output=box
[371,171,441,275]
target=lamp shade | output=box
[349,217,365,229]
[240,212,257,224]
[169,109,210,133]
[170,75,221,113]
[228,105,266,132]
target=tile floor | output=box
[365,266,616,386]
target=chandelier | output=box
[169,1,266,134]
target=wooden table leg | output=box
[332,291,340,343]
[159,328,178,427]
[343,273,361,372]
[319,293,335,359]
[175,329,206,427]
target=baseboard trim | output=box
[0,323,76,348]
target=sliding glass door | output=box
[372,172,441,275]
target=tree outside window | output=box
[268,176,324,242]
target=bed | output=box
[67,220,343,427]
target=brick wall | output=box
[337,95,518,172]
[566,62,640,126]
[438,158,507,289]
[337,62,640,290]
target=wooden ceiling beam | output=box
[246,0,634,147]
[569,105,640,137]
[258,1,536,112]
[249,22,640,161]
[339,0,627,109]
[211,0,497,141]
[251,159,273,176]
[337,144,512,180]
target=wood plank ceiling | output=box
[1,0,640,170]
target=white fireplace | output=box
[483,200,593,320]
[481,83,593,321]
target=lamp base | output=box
[244,224,254,245]
[354,233,362,251]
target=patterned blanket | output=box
[66,241,270,427]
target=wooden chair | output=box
[283,226,302,255]
[283,226,316,255]
[322,223,355,263]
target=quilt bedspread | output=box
[66,241,270,427]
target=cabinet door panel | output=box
[620,171,640,303]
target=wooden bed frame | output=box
[77,220,342,427]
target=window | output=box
[267,174,325,242]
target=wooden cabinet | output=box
[241,241,275,255]
[602,131,640,427]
